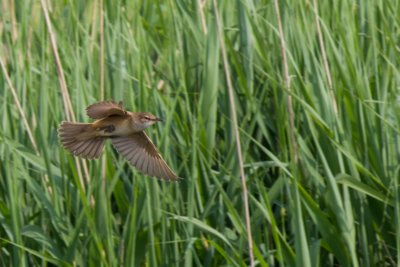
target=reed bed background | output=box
[0,0,399,266]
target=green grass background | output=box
[1,0,399,266]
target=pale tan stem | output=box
[0,57,38,153]
[0,55,52,194]
[212,1,254,266]
[313,0,338,115]
[273,0,298,164]
[40,0,91,186]
[99,0,107,182]
[198,0,208,34]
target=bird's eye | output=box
[144,116,151,120]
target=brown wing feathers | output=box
[86,101,127,119]
[111,133,178,181]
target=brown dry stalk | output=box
[273,0,298,164]
[40,0,91,186]
[0,55,52,194]
[99,0,107,181]
[212,1,254,266]
[100,0,105,101]
[313,0,338,115]
[40,0,74,122]
[0,57,38,153]
[198,0,208,35]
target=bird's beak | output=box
[154,117,163,122]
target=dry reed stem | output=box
[198,0,208,34]
[273,0,298,164]
[313,0,338,115]
[0,55,52,194]
[40,0,74,122]
[40,0,91,187]
[0,58,38,153]
[99,0,107,182]
[212,1,254,266]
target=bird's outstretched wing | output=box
[112,132,178,181]
[86,101,127,119]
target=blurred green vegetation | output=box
[0,0,399,266]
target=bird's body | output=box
[58,101,177,181]
[93,116,132,136]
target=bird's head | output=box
[137,112,162,129]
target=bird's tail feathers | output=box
[58,122,105,159]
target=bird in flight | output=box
[58,101,177,181]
